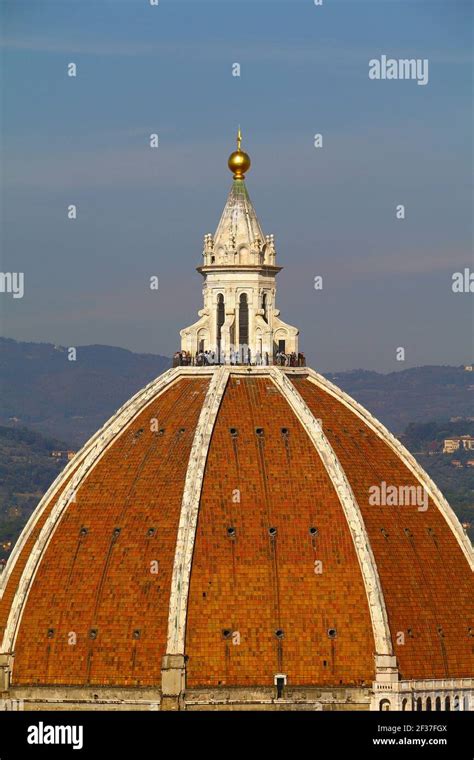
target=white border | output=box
[166,367,229,654]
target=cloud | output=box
[0,37,155,56]
[326,250,471,278]
[2,33,471,67]
[2,118,466,192]
[2,143,220,190]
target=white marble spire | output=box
[213,179,265,255]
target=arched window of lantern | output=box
[197,328,208,354]
[216,293,225,348]
[239,293,249,347]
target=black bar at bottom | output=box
[0,709,471,759]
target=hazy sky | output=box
[1,0,473,371]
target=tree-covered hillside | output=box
[0,426,69,563]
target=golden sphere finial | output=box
[228,127,251,179]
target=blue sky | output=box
[1,0,472,371]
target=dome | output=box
[0,365,472,711]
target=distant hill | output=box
[0,337,473,444]
[399,419,474,453]
[325,366,474,434]
[0,338,171,445]
[0,425,69,561]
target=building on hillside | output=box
[50,450,76,461]
[443,436,474,454]
[0,134,472,713]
